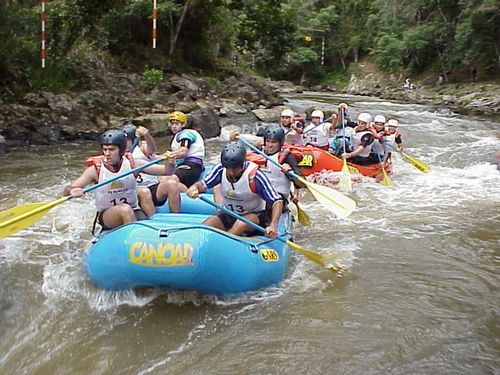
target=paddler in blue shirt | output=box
[186,141,283,239]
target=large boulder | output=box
[188,107,221,139]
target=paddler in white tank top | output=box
[160,111,205,191]
[341,113,379,166]
[186,141,283,239]
[121,124,158,188]
[63,129,175,230]
[280,108,304,146]
[303,109,336,150]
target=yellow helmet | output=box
[169,111,187,124]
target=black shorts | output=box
[175,161,202,187]
[217,210,271,235]
[97,208,147,230]
[147,183,165,206]
[348,154,380,165]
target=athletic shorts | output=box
[217,210,271,235]
[97,208,146,230]
[175,161,202,187]
[147,183,165,206]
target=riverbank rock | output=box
[344,60,500,116]
[0,70,283,148]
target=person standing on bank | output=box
[186,141,283,239]
[161,111,205,191]
[64,129,175,230]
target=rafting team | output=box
[64,103,404,238]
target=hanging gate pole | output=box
[152,0,157,48]
[41,0,46,67]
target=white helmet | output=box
[338,103,348,114]
[374,115,386,124]
[280,109,294,118]
[311,110,324,122]
[357,112,372,124]
[387,119,398,127]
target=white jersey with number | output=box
[259,152,291,196]
[221,162,266,215]
[283,127,304,146]
[351,129,373,157]
[95,157,138,212]
[132,145,158,187]
[304,122,331,147]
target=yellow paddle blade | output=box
[298,177,356,219]
[0,197,69,238]
[294,201,311,226]
[340,158,353,192]
[381,169,393,186]
[285,240,341,272]
[402,152,430,173]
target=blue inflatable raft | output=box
[83,194,293,296]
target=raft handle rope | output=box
[119,221,278,249]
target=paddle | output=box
[373,142,393,186]
[237,137,356,219]
[384,142,430,173]
[339,108,353,192]
[302,117,332,135]
[0,154,170,238]
[294,201,310,226]
[196,195,340,272]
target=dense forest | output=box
[1,0,498,101]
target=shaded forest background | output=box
[1,0,498,102]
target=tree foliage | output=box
[0,0,498,100]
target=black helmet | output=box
[121,124,137,140]
[99,129,127,154]
[263,124,285,143]
[221,141,246,168]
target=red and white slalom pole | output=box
[152,0,157,48]
[41,0,46,67]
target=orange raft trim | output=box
[289,145,392,179]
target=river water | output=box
[0,92,498,374]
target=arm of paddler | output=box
[63,166,98,197]
[136,154,175,176]
[266,199,283,239]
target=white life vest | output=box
[333,126,354,140]
[383,132,399,151]
[304,122,331,147]
[220,162,266,215]
[351,129,373,158]
[170,129,205,161]
[132,144,158,187]
[372,137,385,156]
[283,126,304,146]
[95,157,138,212]
[259,152,291,196]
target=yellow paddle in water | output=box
[197,195,340,272]
[339,108,353,192]
[385,142,430,173]
[0,155,169,238]
[238,137,356,219]
[293,201,311,226]
[374,142,393,186]
[400,151,430,173]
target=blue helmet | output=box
[263,124,285,143]
[99,129,127,154]
[221,141,246,168]
[121,124,137,140]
